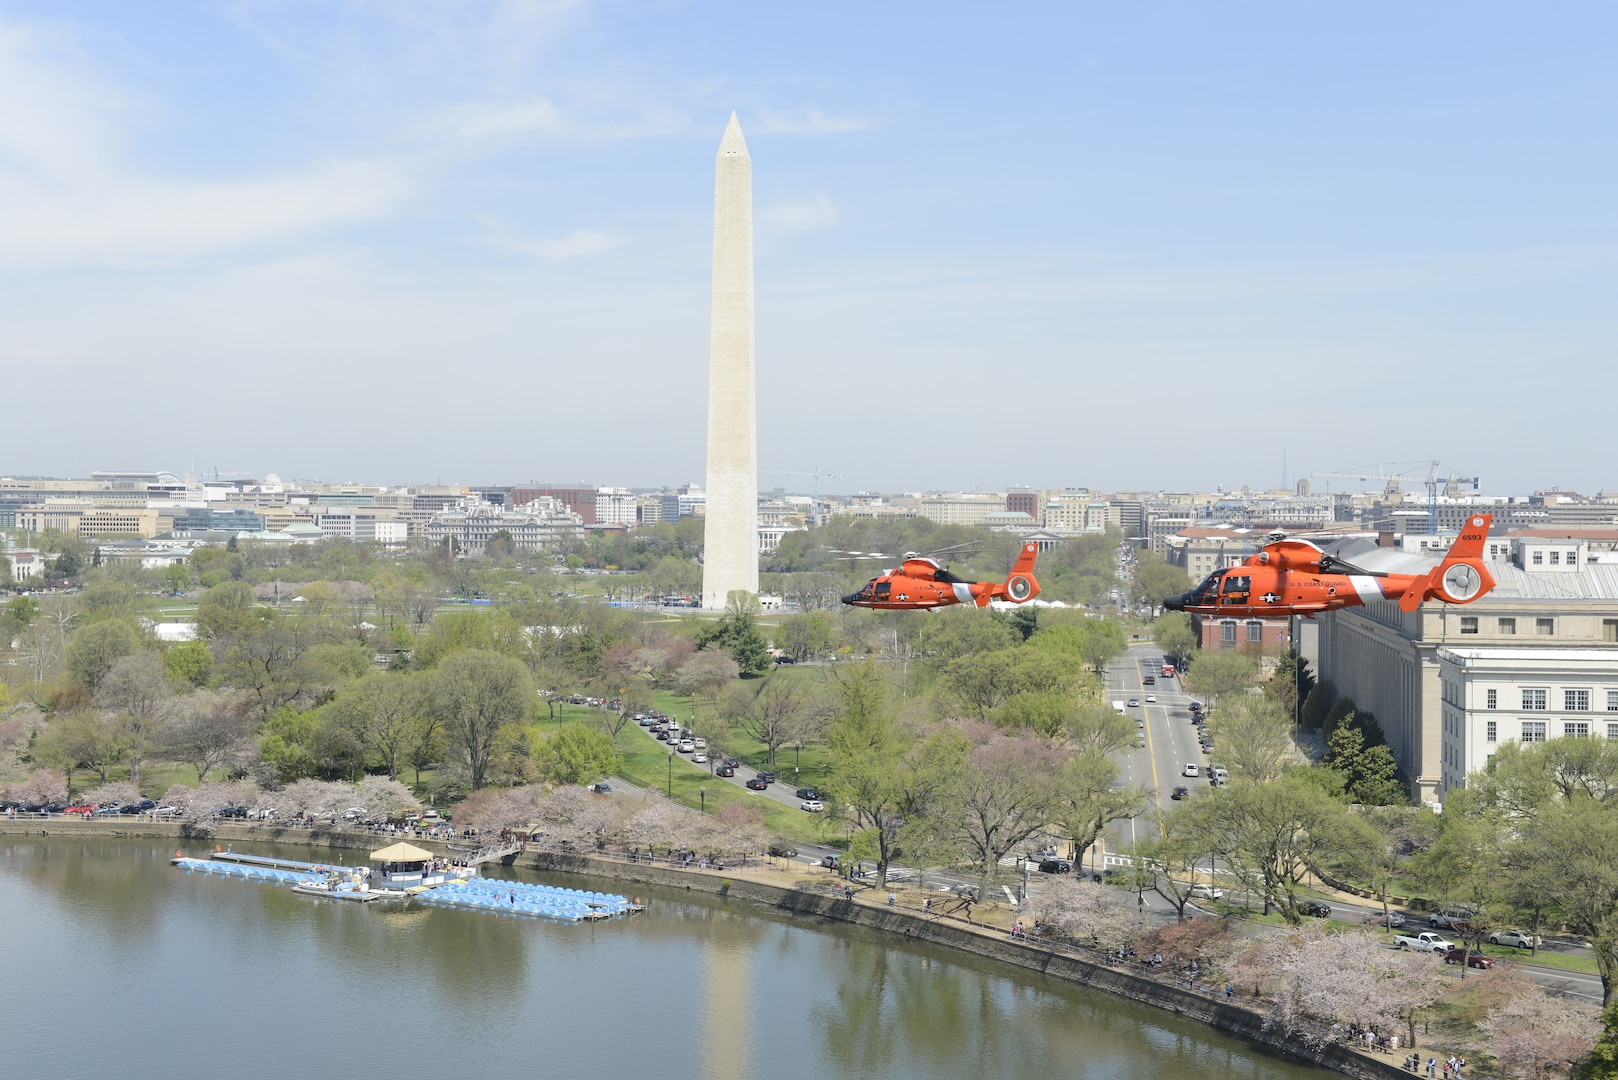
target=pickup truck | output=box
[1394,932,1456,953]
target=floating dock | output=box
[171,851,639,922]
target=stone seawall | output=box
[0,817,459,855]
[532,852,1414,1080]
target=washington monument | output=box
[701,113,759,610]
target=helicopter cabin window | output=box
[874,582,890,599]
[1220,576,1251,605]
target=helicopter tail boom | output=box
[1398,513,1496,612]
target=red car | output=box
[64,804,99,815]
[1443,948,1494,968]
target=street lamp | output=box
[667,748,673,797]
[700,787,706,816]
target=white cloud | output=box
[761,194,839,232]
[752,107,873,135]
[0,18,411,267]
[476,216,624,261]
[424,96,565,142]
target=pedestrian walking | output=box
[1427,1057,1436,1077]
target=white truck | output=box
[1393,931,1456,953]
[1112,701,1127,714]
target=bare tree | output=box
[163,690,254,782]
[722,675,816,766]
[931,722,1067,897]
[94,651,176,786]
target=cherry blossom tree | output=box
[1479,973,1601,1079]
[527,786,618,851]
[16,767,68,806]
[452,784,547,835]
[83,781,142,807]
[352,775,421,820]
[1032,877,1152,955]
[621,796,693,855]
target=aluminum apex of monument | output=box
[701,112,759,610]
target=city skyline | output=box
[1,4,1614,493]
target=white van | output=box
[1210,766,1228,784]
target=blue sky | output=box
[2,2,1614,496]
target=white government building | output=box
[1311,533,1618,804]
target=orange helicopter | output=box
[842,542,1042,611]
[1163,514,1496,618]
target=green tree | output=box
[774,613,834,662]
[1301,679,1337,730]
[1184,774,1378,923]
[1323,719,1404,805]
[940,647,1073,719]
[65,619,141,693]
[163,564,191,595]
[432,649,534,789]
[325,672,430,781]
[821,662,938,888]
[695,613,771,676]
[1153,612,1198,667]
[536,724,622,785]
[259,705,322,782]
[1130,549,1192,609]
[163,639,214,688]
[1183,648,1257,708]
[1210,694,1294,783]
[35,711,130,787]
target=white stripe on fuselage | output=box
[952,582,975,605]
[1349,575,1384,603]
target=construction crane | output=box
[763,466,841,528]
[1312,462,1478,535]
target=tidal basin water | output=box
[0,838,1333,1080]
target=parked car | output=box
[746,777,769,791]
[767,842,798,857]
[1189,884,1226,900]
[1038,859,1073,874]
[800,800,825,812]
[1171,785,1190,800]
[220,806,250,819]
[1487,929,1541,949]
[1394,932,1456,952]
[1299,900,1332,918]
[1364,910,1407,928]
[64,804,99,815]
[1443,948,1494,968]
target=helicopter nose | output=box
[1163,592,1187,612]
[841,591,860,606]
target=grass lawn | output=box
[536,701,846,848]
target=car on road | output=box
[795,787,822,800]
[691,753,707,763]
[716,765,736,777]
[1487,929,1541,949]
[1182,763,1199,777]
[1365,910,1407,928]
[1145,694,1156,703]
[746,777,769,791]
[767,842,798,857]
[656,729,671,741]
[1171,785,1189,800]
[758,771,776,784]
[1189,884,1226,900]
[1027,848,1059,862]
[800,800,825,812]
[1299,900,1332,918]
[677,740,695,753]
[1127,698,1140,708]
[590,782,613,794]
[1443,948,1494,968]
[1143,675,1155,685]
[1037,859,1072,874]
[1394,932,1456,952]
[820,854,841,869]
[693,738,707,750]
